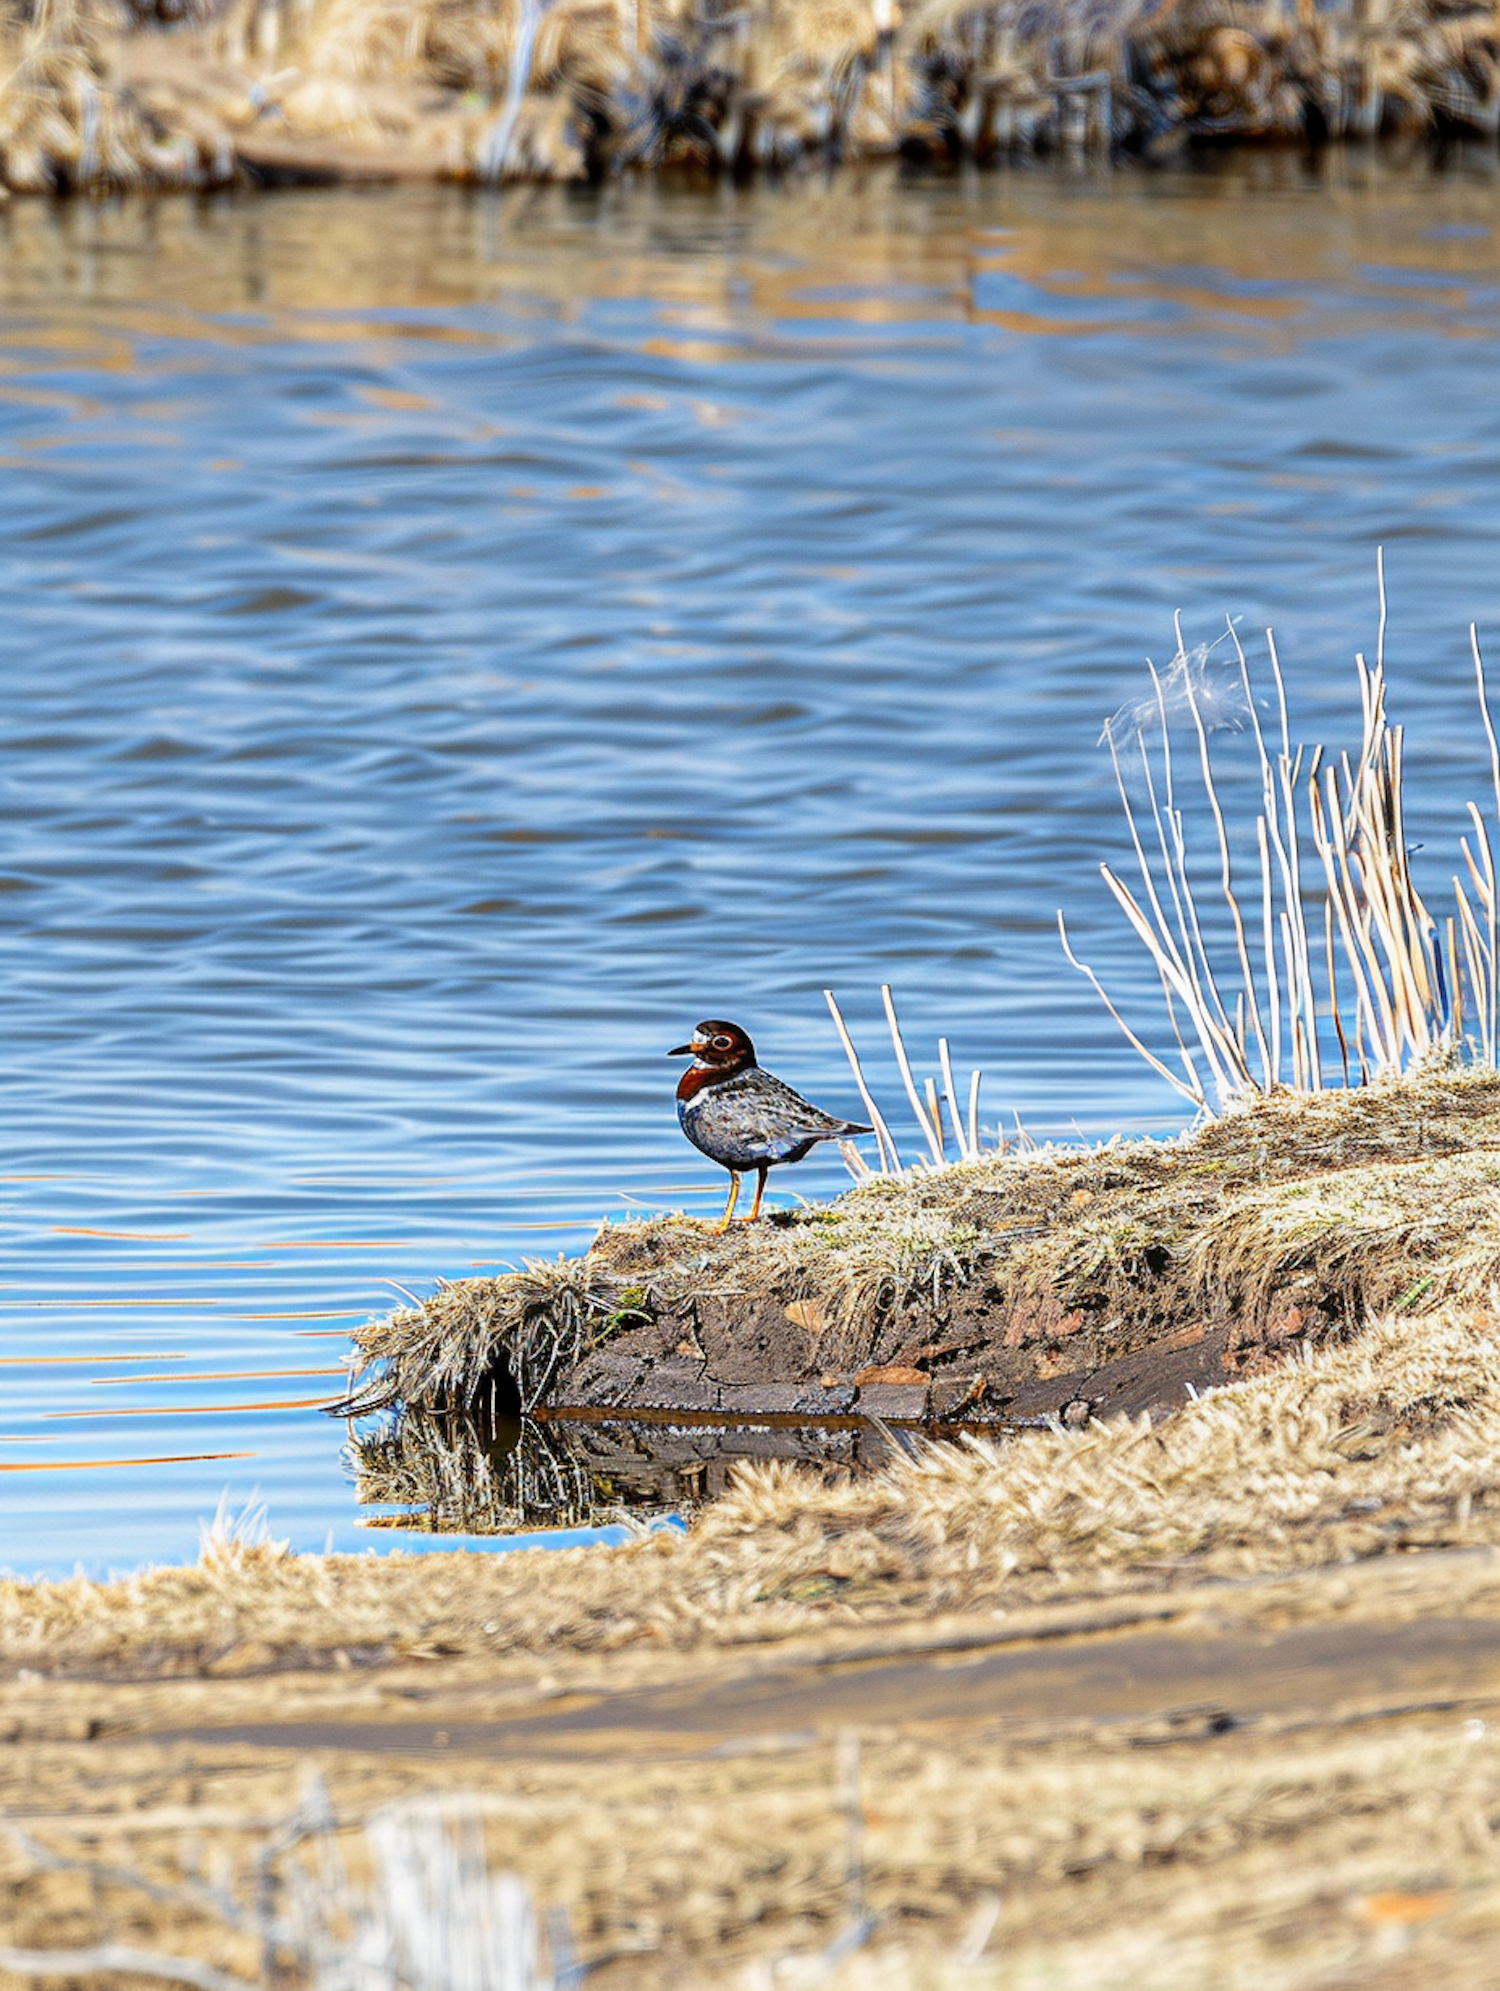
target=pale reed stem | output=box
[1257,814,1282,1085]
[1182,654,1270,1086]
[1457,874,1489,1057]
[925,1076,946,1161]
[1469,805,1499,1069]
[1058,910,1205,1106]
[1472,627,1500,1066]
[939,1037,971,1161]
[823,988,899,1173]
[1100,862,1242,1096]
[882,983,944,1165]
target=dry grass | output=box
[685,1301,1500,1614]
[14,1666,1500,1987]
[0,0,222,189]
[14,1313,1500,1982]
[1,0,1497,192]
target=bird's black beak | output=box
[669,1043,695,1058]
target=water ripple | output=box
[3,157,1500,1571]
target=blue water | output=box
[3,153,1500,1575]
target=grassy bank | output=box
[2,0,1499,195]
[12,1054,1500,1979]
[345,1070,1500,1459]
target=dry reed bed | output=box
[8,1294,1500,1668]
[2,0,1499,195]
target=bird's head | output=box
[669,1020,757,1072]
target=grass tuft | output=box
[1063,585,1500,1111]
[345,1068,1500,1424]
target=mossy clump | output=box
[345,1069,1500,1425]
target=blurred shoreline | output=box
[3,0,1499,197]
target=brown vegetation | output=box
[0,0,1498,195]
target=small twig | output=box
[3,1823,246,1932]
[549,1903,588,1988]
[881,983,943,1165]
[0,1948,252,1991]
[820,1730,875,1965]
[376,1278,428,1311]
[938,1037,971,1162]
[823,989,899,1172]
[953,1892,1002,1965]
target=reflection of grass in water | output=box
[349,1402,867,1533]
[350,1409,602,1533]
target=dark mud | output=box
[556,1274,1233,1430]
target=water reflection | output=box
[349,1404,878,1532]
[0,148,1497,328]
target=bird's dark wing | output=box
[681,1067,871,1171]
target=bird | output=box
[669,1019,872,1231]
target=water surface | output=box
[4,151,1500,1573]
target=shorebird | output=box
[669,1019,872,1230]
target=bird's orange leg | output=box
[747,1164,768,1222]
[715,1172,741,1232]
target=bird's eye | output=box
[712,1034,734,1051]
